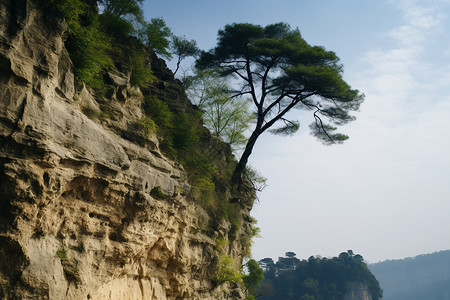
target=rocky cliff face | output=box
[344,282,382,300]
[0,0,251,299]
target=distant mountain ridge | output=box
[369,249,450,300]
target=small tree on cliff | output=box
[196,22,364,182]
[184,69,253,151]
[171,35,200,75]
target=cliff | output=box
[0,0,254,299]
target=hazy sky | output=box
[144,0,450,263]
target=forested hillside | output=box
[369,250,450,300]
[257,251,382,300]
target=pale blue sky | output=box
[144,0,450,263]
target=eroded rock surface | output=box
[0,0,249,299]
[344,282,382,300]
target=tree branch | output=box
[313,110,333,140]
[230,68,249,82]
[300,100,335,141]
[228,90,252,99]
[261,92,318,132]
[261,92,289,118]
[260,58,278,110]
[246,59,260,112]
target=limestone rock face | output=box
[344,282,382,300]
[0,1,248,299]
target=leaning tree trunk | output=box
[232,130,261,183]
